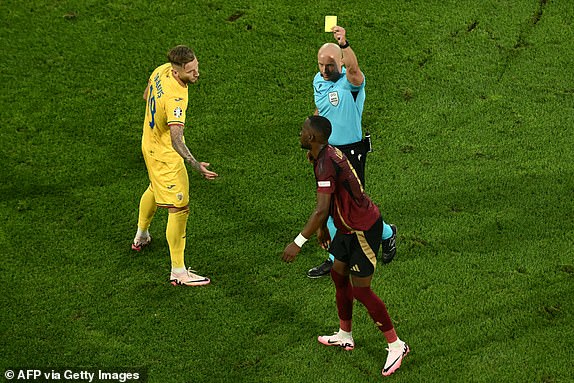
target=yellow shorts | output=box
[143,153,189,208]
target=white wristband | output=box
[294,233,308,248]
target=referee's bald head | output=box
[318,43,342,60]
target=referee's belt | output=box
[334,136,372,153]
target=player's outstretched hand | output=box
[282,242,301,263]
[199,162,218,180]
[331,25,347,45]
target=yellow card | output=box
[325,16,337,32]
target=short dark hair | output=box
[167,45,196,66]
[307,115,332,143]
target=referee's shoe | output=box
[307,259,333,278]
[381,224,397,264]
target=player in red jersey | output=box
[282,115,409,377]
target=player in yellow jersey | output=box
[132,45,218,286]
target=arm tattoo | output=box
[170,125,202,172]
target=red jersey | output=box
[314,145,380,233]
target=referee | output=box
[307,25,397,278]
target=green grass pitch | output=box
[1,0,573,382]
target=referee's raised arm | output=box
[330,25,363,86]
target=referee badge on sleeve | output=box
[174,106,183,118]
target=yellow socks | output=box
[166,209,189,269]
[137,186,157,233]
[137,185,189,270]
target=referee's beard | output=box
[323,69,341,82]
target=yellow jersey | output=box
[142,63,188,163]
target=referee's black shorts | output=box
[335,138,369,186]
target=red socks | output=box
[353,286,397,343]
[330,269,354,329]
[330,270,397,343]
